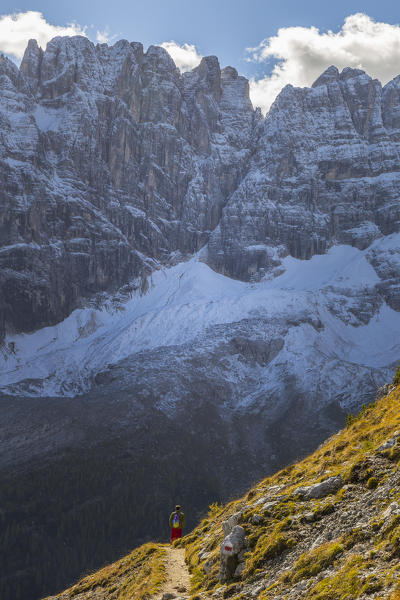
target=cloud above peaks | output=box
[96,27,117,45]
[0,11,87,60]
[248,13,400,114]
[2,10,399,122]
[160,41,202,72]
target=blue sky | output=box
[1,1,400,111]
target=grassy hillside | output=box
[44,543,166,600]
[44,371,400,600]
[0,393,263,600]
[178,373,400,600]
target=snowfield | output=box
[1,236,400,400]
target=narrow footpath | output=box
[155,547,191,600]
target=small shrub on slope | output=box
[309,555,383,599]
[284,541,343,583]
[244,530,296,576]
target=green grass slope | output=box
[44,543,166,600]
[44,372,400,600]
[178,376,400,600]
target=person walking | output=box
[169,504,185,543]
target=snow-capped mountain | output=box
[0,36,255,340]
[1,35,400,412]
[1,36,400,479]
[208,65,400,299]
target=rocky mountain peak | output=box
[39,35,104,97]
[19,38,43,93]
[2,34,400,337]
[339,65,369,81]
[220,66,253,116]
[208,57,400,283]
[0,53,20,90]
[221,65,238,81]
[311,64,339,87]
[1,35,400,399]
[193,55,221,98]
[143,44,178,76]
[0,36,256,339]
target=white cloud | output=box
[0,11,87,60]
[248,13,400,114]
[159,41,202,72]
[96,26,117,45]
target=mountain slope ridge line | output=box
[45,375,400,599]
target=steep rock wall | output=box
[0,37,256,338]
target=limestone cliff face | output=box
[208,66,400,298]
[0,36,255,338]
[2,40,400,340]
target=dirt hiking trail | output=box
[155,547,191,600]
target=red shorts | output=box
[170,527,182,543]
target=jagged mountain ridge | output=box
[209,64,400,297]
[1,36,400,340]
[0,35,255,339]
[1,38,400,411]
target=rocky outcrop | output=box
[295,476,343,500]
[376,431,400,452]
[222,511,243,537]
[219,525,246,582]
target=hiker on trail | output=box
[169,504,185,543]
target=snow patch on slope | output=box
[1,239,400,397]
[33,105,64,131]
